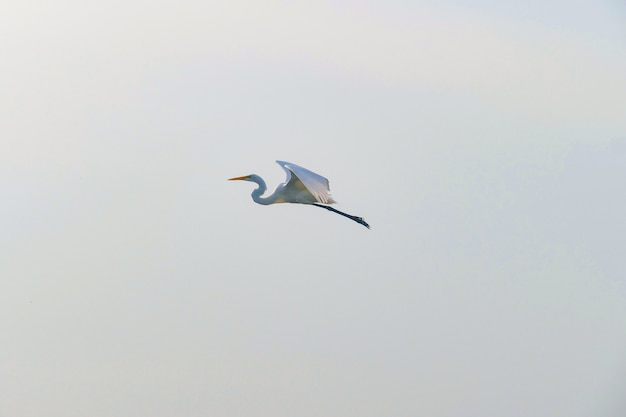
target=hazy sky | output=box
[2,1,625,416]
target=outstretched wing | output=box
[276,160,337,204]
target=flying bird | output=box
[229,160,370,229]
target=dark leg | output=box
[312,204,370,229]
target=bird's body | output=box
[229,161,370,229]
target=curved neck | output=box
[250,176,274,205]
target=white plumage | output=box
[229,160,369,228]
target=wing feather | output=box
[276,161,336,204]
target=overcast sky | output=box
[2,1,625,416]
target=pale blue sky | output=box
[2,1,625,416]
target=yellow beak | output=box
[228,175,250,181]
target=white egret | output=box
[229,160,370,229]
